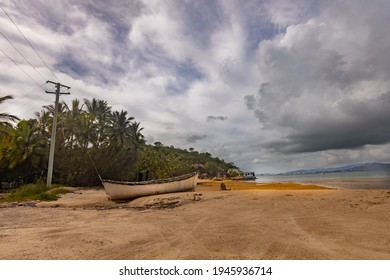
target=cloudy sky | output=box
[0,0,389,173]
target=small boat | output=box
[102,172,198,200]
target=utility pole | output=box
[46,80,70,188]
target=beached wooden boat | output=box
[102,172,198,200]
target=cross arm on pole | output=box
[45,80,71,94]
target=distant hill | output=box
[280,162,390,175]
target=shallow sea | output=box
[256,170,390,190]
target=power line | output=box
[0,29,47,82]
[0,77,69,120]
[0,83,45,107]
[0,3,60,82]
[0,86,48,114]
[0,92,55,120]
[0,46,44,88]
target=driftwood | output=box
[220,183,231,191]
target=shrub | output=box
[0,183,72,203]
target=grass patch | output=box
[0,183,73,203]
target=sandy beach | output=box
[1,180,390,260]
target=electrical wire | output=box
[0,4,71,120]
[0,46,44,88]
[0,89,54,119]
[0,3,60,83]
[0,83,45,108]
[0,29,47,82]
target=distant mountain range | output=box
[278,162,390,175]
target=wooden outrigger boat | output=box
[102,172,198,200]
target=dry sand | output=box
[1,180,390,260]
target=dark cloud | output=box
[166,61,205,95]
[206,115,228,122]
[8,0,136,86]
[177,0,227,47]
[186,134,207,143]
[13,1,82,35]
[84,0,142,42]
[244,94,256,110]
[245,82,283,126]
[55,52,90,77]
[263,92,390,153]
[245,1,390,160]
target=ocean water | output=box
[256,170,390,190]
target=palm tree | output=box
[108,110,134,147]
[34,109,51,139]
[62,99,84,148]
[0,95,19,129]
[83,98,112,120]
[129,121,145,147]
[83,98,112,147]
[43,101,67,117]
[43,101,68,146]
[0,126,13,171]
[76,113,96,148]
[3,120,47,176]
[83,98,99,119]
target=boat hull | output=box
[102,173,198,200]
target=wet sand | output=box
[1,180,390,259]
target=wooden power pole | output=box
[46,80,70,188]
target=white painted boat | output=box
[102,172,198,200]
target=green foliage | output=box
[0,120,48,182]
[136,145,237,179]
[50,187,73,196]
[0,97,238,186]
[0,183,72,203]
[0,95,19,126]
[229,170,240,177]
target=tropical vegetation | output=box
[0,96,237,187]
[0,181,72,203]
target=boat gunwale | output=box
[102,172,197,186]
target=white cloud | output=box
[263,0,315,28]
[1,0,390,174]
[247,2,390,153]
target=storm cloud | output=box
[246,0,390,157]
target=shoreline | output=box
[1,180,390,260]
[197,179,332,190]
[255,172,390,190]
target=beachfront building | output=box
[228,169,257,180]
[243,172,256,180]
